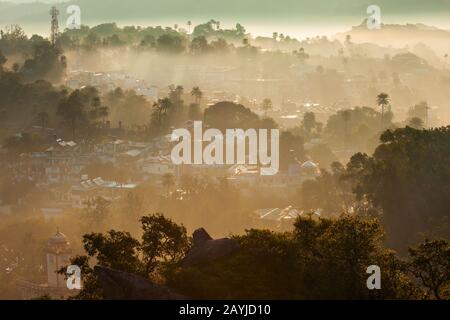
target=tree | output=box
[83,197,111,231]
[296,47,310,63]
[279,131,306,170]
[376,93,390,127]
[190,86,203,105]
[298,162,353,215]
[408,239,450,300]
[171,215,419,299]
[140,214,190,276]
[408,117,423,130]
[63,213,190,299]
[12,63,19,73]
[156,34,186,53]
[204,101,260,132]
[57,89,86,139]
[345,127,450,250]
[20,39,66,81]
[301,112,321,140]
[190,36,208,54]
[82,230,142,274]
[325,107,384,153]
[408,101,428,128]
[187,21,192,33]
[345,34,352,45]
[89,96,109,125]
[272,32,278,42]
[0,50,6,69]
[151,97,172,135]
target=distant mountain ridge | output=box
[1,0,449,48]
[1,0,449,25]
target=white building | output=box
[16,231,77,299]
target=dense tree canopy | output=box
[345,126,450,250]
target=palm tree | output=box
[162,173,175,195]
[376,92,390,127]
[191,86,203,105]
[153,98,172,133]
[187,21,192,33]
[297,47,309,63]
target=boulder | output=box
[180,228,240,267]
[94,266,185,300]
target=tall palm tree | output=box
[191,86,203,105]
[376,92,390,127]
[153,98,172,133]
[187,21,192,33]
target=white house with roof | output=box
[70,177,138,208]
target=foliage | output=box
[65,213,189,299]
[204,101,260,132]
[171,215,420,299]
[408,238,450,300]
[345,126,450,250]
[298,162,353,215]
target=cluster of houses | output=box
[66,70,158,100]
[2,123,322,222]
[2,134,176,216]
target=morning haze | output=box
[0,0,448,301]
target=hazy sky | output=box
[1,0,449,38]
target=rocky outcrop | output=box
[94,266,185,300]
[93,228,239,299]
[179,228,240,267]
